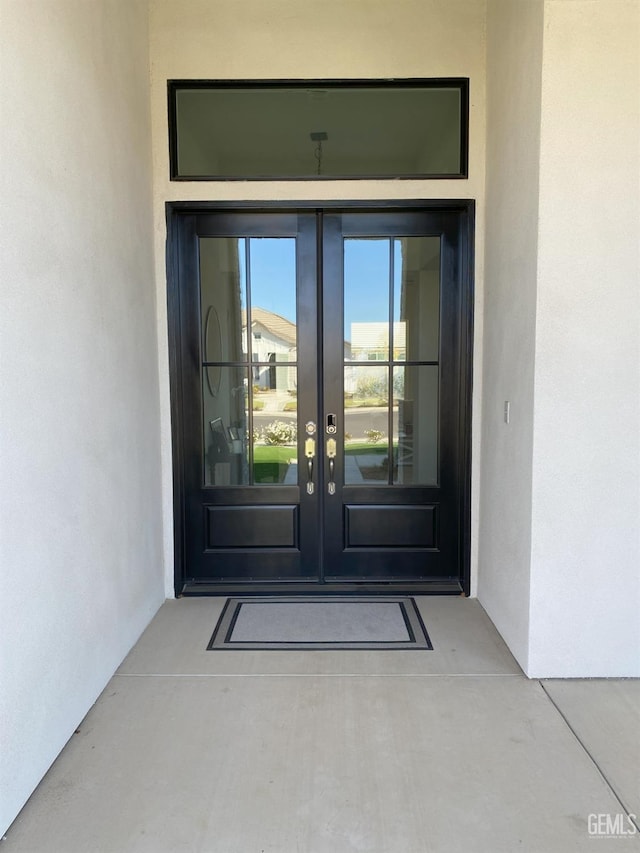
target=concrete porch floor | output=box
[3,598,639,852]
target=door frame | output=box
[166,199,475,597]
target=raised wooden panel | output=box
[206,505,298,549]
[345,505,437,549]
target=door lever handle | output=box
[326,437,337,495]
[307,457,314,494]
[305,437,315,495]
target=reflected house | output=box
[345,322,406,395]
[349,322,407,361]
[242,307,297,391]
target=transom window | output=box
[169,79,469,180]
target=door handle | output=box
[326,437,337,495]
[304,436,315,495]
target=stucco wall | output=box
[480,0,544,672]
[483,0,640,678]
[0,0,163,833]
[149,0,488,597]
[529,0,640,677]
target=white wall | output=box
[149,0,488,596]
[480,0,544,671]
[0,0,163,834]
[528,0,640,677]
[482,0,640,677]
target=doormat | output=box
[207,596,433,650]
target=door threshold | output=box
[180,581,464,596]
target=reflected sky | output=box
[250,237,395,333]
[344,239,391,338]
[249,239,297,322]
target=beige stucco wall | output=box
[529,0,640,676]
[0,0,163,834]
[149,0,488,596]
[480,0,544,672]
[482,0,640,677]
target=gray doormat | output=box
[207,596,433,650]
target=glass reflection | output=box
[201,364,300,486]
[393,237,440,362]
[203,367,249,486]
[393,365,439,485]
[175,85,464,179]
[199,238,247,362]
[344,239,390,361]
[249,239,297,363]
[344,366,389,484]
[253,369,298,485]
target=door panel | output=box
[345,505,437,548]
[322,211,461,581]
[205,505,299,549]
[179,212,319,581]
[171,206,471,592]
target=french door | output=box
[169,205,473,594]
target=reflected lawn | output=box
[253,444,296,484]
[252,442,398,483]
[344,441,390,455]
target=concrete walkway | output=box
[3,598,638,852]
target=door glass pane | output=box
[200,238,247,362]
[344,366,389,484]
[393,237,440,362]
[253,372,298,484]
[203,367,249,486]
[393,366,439,485]
[344,239,390,361]
[201,236,299,487]
[249,239,297,363]
[202,368,299,486]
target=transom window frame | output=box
[168,78,470,182]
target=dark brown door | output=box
[170,206,472,594]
